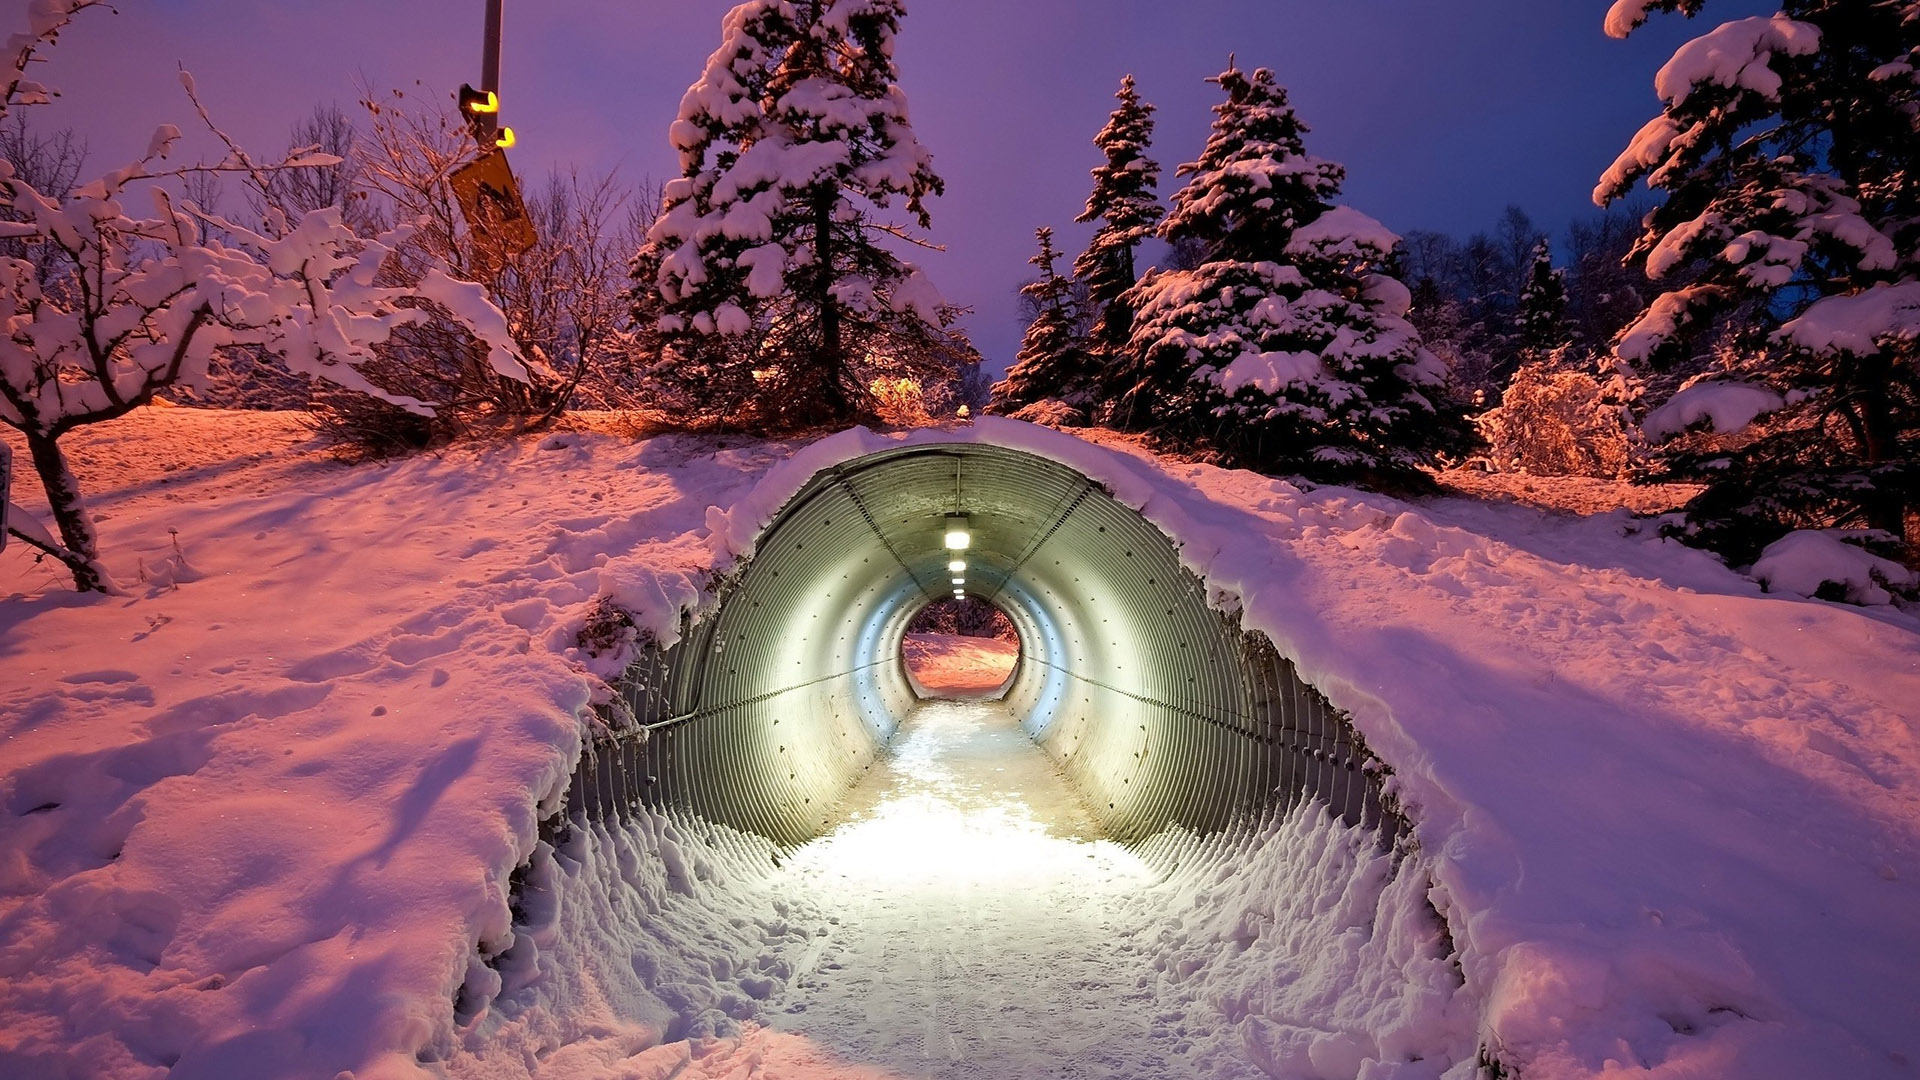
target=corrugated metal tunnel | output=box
[567,442,1394,846]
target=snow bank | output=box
[4,410,1919,1080]
[1752,530,1918,606]
[1125,809,1473,1080]
[446,809,821,1078]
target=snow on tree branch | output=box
[1653,14,1820,107]
[1641,378,1784,441]
[1,0,109,118]
[1777,280,1920,356]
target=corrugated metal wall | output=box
[561,443,1396,846]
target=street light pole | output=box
[479,0,503,138]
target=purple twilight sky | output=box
[32,0,1770,373]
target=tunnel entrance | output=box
[564,440,1394,847]
[901,596,1020,698]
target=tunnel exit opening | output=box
[560,440,1397,849]
[900,595,1021,699]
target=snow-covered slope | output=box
[2,409,1917,1080]
[901,632,1018,697]
[0,411,799,1079]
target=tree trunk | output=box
[1854,357,1906,536]
[812,188,852,425]
[24,427,108,592]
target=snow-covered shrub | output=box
[1478,357,1631,477]
[355,93,654,435]
[906,596,1015,640]
[1006,398,1089,428]
[307,386,436,458]
[868,376,932,429]
[1751,529,1918,605]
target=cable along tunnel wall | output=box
[562,442,1397,847]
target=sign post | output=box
[452,0,535,260]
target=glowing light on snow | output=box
[943,514,970,550]
[788,702,1154,892]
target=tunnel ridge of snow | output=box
[0,410,1917,1079]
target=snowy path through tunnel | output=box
[764,697,1170,1078]
[569,441,1391,847]
[529,439,1426,1075]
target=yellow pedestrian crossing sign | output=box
[450,149,537,259]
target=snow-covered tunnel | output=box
[562,441,1392,845]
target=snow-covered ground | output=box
[1433,466,1700,518]
[900,632,1019,697]
[3,408,1919,1080]
[456,699,1470,1079]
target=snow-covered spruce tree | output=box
[990,227,1094,422]
[633,0,951,429]
[1113,64,1471,487]
[1517,240,1574,362]
[1072,74,1163,356]
[0,7,525,592]
[1599,0,1920,563]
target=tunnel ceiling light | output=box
[952,576,965,585]
[944,514,971,550]
[948,559,966,573]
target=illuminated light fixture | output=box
[457,84,501,117]
[948,559,966,573]
[943,514,970,550]
[494,126,517,149]
[951,576,965,585]
[953,590,965,598]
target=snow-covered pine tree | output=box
[1156,64,1343,264]
[1517,240,1573,362]
[1599,0,1920,562]
[990,227,1094,421]
[633,0,949,429]
[1072,75,1163,355]
[1113,64,1471,487]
